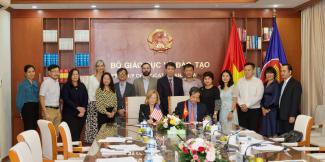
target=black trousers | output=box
[62,114,85,141]
[21,102,39,131]
[278,120,294,135]
[237,107,261,132]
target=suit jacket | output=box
[114,82,135,109]
[157,75,184,115]
[279,77,302,120]
[174,100,208,122]
[138,104,162,123]
[133,76,157,96]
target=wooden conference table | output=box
[83,121,323,162]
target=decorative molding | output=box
[12,0,257,4]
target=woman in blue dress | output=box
[219,70,238,132]
[260,67,280,137]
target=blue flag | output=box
[260,17,288,81]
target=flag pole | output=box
[272,8,277,18]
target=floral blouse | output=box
[95,88,118,114]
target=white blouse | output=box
[87,75,100,102]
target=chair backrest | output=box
[125,96,146,125]
[168,96,189,114]
[313,105,325,126]
[37,119,58,160]
[58,121,73,159]
[8,142,34,162]
[17,130,42,162]
[294,115,313,146]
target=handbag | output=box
[98,107,115,127]
[279,130,303,143]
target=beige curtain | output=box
[301,0,325,116]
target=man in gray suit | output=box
[114,68,135,117]
[133,63,157,96]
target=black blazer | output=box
[60,83,88,117]
[114,82,135,109]
[157,75,184,115]
[174,100,208,122]
[279,77,302,120]
[138,104,162,123]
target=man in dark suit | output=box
[278,64,302,134]
[114,68,135,117]
[157,62,184,115]
[175,87,208,122]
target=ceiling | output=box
[10,0,309,9]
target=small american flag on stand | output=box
[150,104,163,121]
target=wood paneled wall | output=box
[11,9,301,144]
[11,17,43,143]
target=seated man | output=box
[175,87,208,123]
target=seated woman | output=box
[138,89,163,124]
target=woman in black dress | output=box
[199,71,221,122]
[61,68,88,141]
[260,67,280,137]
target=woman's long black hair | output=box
[219,70,234,90]
[99,72,115,93]
[67,68,81,87]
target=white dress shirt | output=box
[87,75,100,102]
[39,77,60,107]
[235,76,264,109]
[119,81,126,97]
[279,76,292,106]
[143,76,150,94]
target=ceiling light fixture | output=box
[91,5,97,8]
[154,4,160,8]
[273,4,279,8]
[32,5,38,9]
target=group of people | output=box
[16,60,302,145]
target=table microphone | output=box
[243,141,266,160]
[224,129,243,152]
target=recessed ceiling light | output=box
[215,4,219,7]
[273,4,279,8]
[154,4,160,8]
[91,5,97,8]
[32,5,38,9]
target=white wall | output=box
[0,10,11,159]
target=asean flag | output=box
[260,17,288,82]
[222,17,246,84]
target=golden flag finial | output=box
[272,8,277,17]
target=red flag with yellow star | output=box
[182,101,188,120]
[222,17,246,84]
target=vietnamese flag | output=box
[182,101,188,120]
[222,17,246,84]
